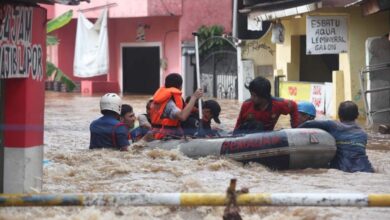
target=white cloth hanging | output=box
[73,8,109,77]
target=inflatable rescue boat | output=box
[147,128,336,169]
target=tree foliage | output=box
[46,10,75,91]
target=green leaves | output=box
[46,61,76,91]
[46,35,59,46]
[47,10,73,34]
[46,10,75,92]
[197,25,226,54]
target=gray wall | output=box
[366,36,390,126]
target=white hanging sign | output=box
[306,16,348,55]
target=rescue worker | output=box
[181,99,222,137]
[150,73,203,139]
[299,101,374,173]
[233,76,299,135]
[297,101,316,125]
[89,93,130,151]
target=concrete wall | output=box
[1,5,46,193]
[366,36,390,126]
[179,0,232,42]
[241,28,276,72]
[273,7,389,117]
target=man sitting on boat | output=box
[89,93,130,151]
[149,73,203,140]
[181,99,222,137]
[297,101,317,125]
[299,101,374,173]
[233,76,299,135]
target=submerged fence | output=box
[0,193,389,207]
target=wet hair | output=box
[146,99,153,111]
[247,76,271,100]
[165,73,183,89]
[338,101,359,121]
[120,104,133,117]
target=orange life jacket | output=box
[150,87,184,139]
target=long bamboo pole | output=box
[1,193,390,207]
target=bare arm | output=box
[175,89,203,121]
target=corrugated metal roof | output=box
[240,0,321,13]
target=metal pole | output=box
[192,32,203,120]
[1,193,390,207]
[232,0,238,39]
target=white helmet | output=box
[100,93,122,114]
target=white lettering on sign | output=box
[0,6,43,80]
[306,16,348,55]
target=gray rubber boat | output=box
[147,128,336,169]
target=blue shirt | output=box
[89,115,130,150]
[299,120,373,173]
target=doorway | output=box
[299,36,339,82]
[121,44,160,94]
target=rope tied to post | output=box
[223,179,249,220]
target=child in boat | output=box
[137,99,153,130]
[233,76,299,135]
[89,93,130,151]
[297,101,316,126]
[299,101,374,173]
[181,99,222,137]
[132,99,153,142]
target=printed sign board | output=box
[306,16,348,55]
[0,6,43,80]
[279,81,326,114]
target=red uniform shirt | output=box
[234,97,299,131]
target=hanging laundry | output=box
[73,8,108,77]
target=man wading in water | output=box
[89,93,130,151]
[299,101,374,173]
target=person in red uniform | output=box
[233,76,299,135]
[149,73,202,139]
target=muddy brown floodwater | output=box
[1,91,390,220]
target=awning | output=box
[243,0,322,30]
[240,0,321,14]
[361,0,390,16]
[242,0,322,30]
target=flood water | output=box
[1,91,390,219]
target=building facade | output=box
[239,0,390,118]
[47,0,233,95]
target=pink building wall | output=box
[180,0,233,41]
[47,0,182,19]
[56,16,180,83]
[48,0,232,94]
